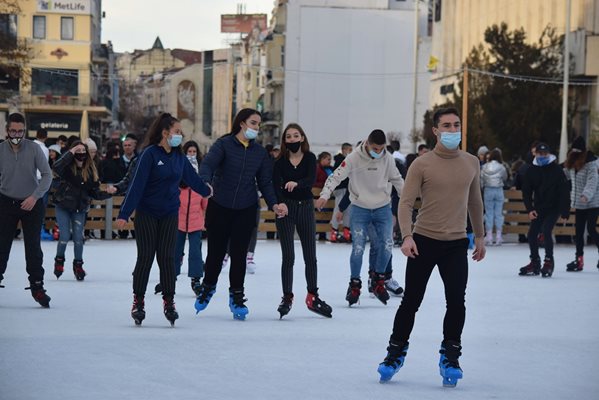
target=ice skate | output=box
[26,281,51,308]
[305,291,332,318]
[73,259,86,281]
[54,256,65,279]
[439,340,463,387]
[384,273,404,296]
[566,255,583,272]
[191,277,202,296]
[377,340,409,383]
[246,252,256,274]
[131,295,145,326]
[518,258,541,276]
[277,293,293,319]
[194,282,216,313]
[541,257,554,278]
[345,278,361,306]
[370,273,390,305]
[229,288,249,320]
[163,295,179,327]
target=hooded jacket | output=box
[319,142,403,209]
[522,155,570,218]
[565,152,599,209]
[481,160,508,188]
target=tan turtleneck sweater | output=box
[399,144,484,241]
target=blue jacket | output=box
[118,145,211,219]
[199,134,277,210]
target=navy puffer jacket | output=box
[199,134,277,210]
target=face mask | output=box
[167,134,182,147]
[535,156,550,166]
[244,128,258,140]
[369,149,383,159]
[439,132,462,150]
[286,141,302,153]
[9,137,22,145]
[186,155,196,162]
[74,153,88,162]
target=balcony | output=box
[6,94,111,116]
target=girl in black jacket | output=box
[52,141,111,280]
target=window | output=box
[0,14,17,48]
[434,0,442,22]
[31,68,78,96]
[281,45,285,67]
[61,17,74,40]
[33,16,45,39]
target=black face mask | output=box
[74,153,88,162]
[286,141,302,153]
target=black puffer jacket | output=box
[522,157,570,218]
[52,152,111,212]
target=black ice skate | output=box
[54,256,65,279]
[26,281,51,308]
[73,259,86,281]
[566,255,583,272]
[345,278,362,306]
[305,291,332,318]
[518,258,541,276]
[154,282,162,294]
[131,295,145,326]
[277,293,294,319]
[541,257,554,278]
[370,273,390,305]
[191,277,202,296]
[163,295,179,327]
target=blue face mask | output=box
[167,134,182,147]
[535,156,550,166]
[369,149,383,159]
[244,128,258,140]
[439,132,462,150]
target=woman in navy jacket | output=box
[194,108,287,320]
[116,113,212,326]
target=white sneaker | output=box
[384,278,404,296]
[246,252,256,274]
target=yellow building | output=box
[0,0,111,138]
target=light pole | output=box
[559,0,571,162]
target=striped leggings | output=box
[132,211,178,297]
[276,198,318,295]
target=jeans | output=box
[349,203,393,278]
[175,230,204,278]
[367,224,393,275]
[483,187,504,232]
[55,206,86,260]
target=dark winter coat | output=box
[522,158,570,218]
[99,158,125,183]
[199,134,277,210]
[52,152,111,213]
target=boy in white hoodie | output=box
[316,130,403,306]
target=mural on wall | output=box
[177,80,195,120]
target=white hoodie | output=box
[320,142,404,209]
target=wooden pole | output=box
[462,68,469,151]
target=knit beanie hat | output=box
[571,136,586,152]
[477,146,489,156]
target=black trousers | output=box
[0,194,45,284]
[391,233,469,343]
[528,212,559,260]
[574,208,599,256]
[132,212,178,297]
[275,198,318,295]
[203,200,258,290]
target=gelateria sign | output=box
[37,0,91,15]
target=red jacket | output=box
[178,187,208,232]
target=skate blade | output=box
[307,308,332,318]
[442,378,458,387]
[233,314,246,320]
[134,320,142,326]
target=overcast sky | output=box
[102,0,275,53]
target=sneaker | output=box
[305,291,332,318]
[518,258,541,276]
[566,255,583,272]
[54,256,65,279]
[345,278,362,306]
[484,232,493,246]
[191,277,202,296]
[26,281,51,308]
[370,273,390,305]
[131,295,145,325]
[73,259,86,281]
[378,340,409,383]
[163,295,179,326]
[194,282,216,313]
[277,293,294,319]
[246,252,256,274]
[229,288,249,320]
[384,278,404,297]
[439,340,463,387]
[541,257,554,278]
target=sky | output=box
[102,0,275,53]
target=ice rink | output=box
[1,238,598,400]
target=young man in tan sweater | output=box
[377,107,486,387]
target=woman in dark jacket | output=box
[99,145,125,183]
[52,141,111,281]
[194,108,288,320]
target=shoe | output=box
[495,232,503,246]
[330,228,339,243]
[384,278,404,297]
[439,340,463,387]
[229,288,249,320]
[484,231,493,246]
[277,293,294,319]
[54,256,65,279]
[378,340,409,383]
[305,291,332,318]
[26,281,51,308]
[73,259,86,281]
[194,282,216,313]
[163,295,179,326]
[342,227,352,243]
[345,278,362,306]
[246,252,256,274]
[370,272,390,305]
[518,258,541,276]
[566,255,583,272]
[131,295,145,325]
[191,277,202,296]
[541,257,554,278]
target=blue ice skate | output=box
[194,283,216,314]
[439,340,463,387]
[377,340,409,383]
[229,289,249,320]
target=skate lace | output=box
[164,299,176,313]
[384,348,407,367]
[198,285,214,303]
[231,292,247,308]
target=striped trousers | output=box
[276,198,318,295]
[132,211,178,297]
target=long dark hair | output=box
[564,150,586,171]
[230,108,261,136]
[280,123,310,157]
[183,140,202,163]
[68,140,99,182]
[143,112,179,148]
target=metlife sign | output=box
[37,0,91,15]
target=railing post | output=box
[104,197,113,241]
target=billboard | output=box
[37,0,91,15]
[221,14,267,33]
